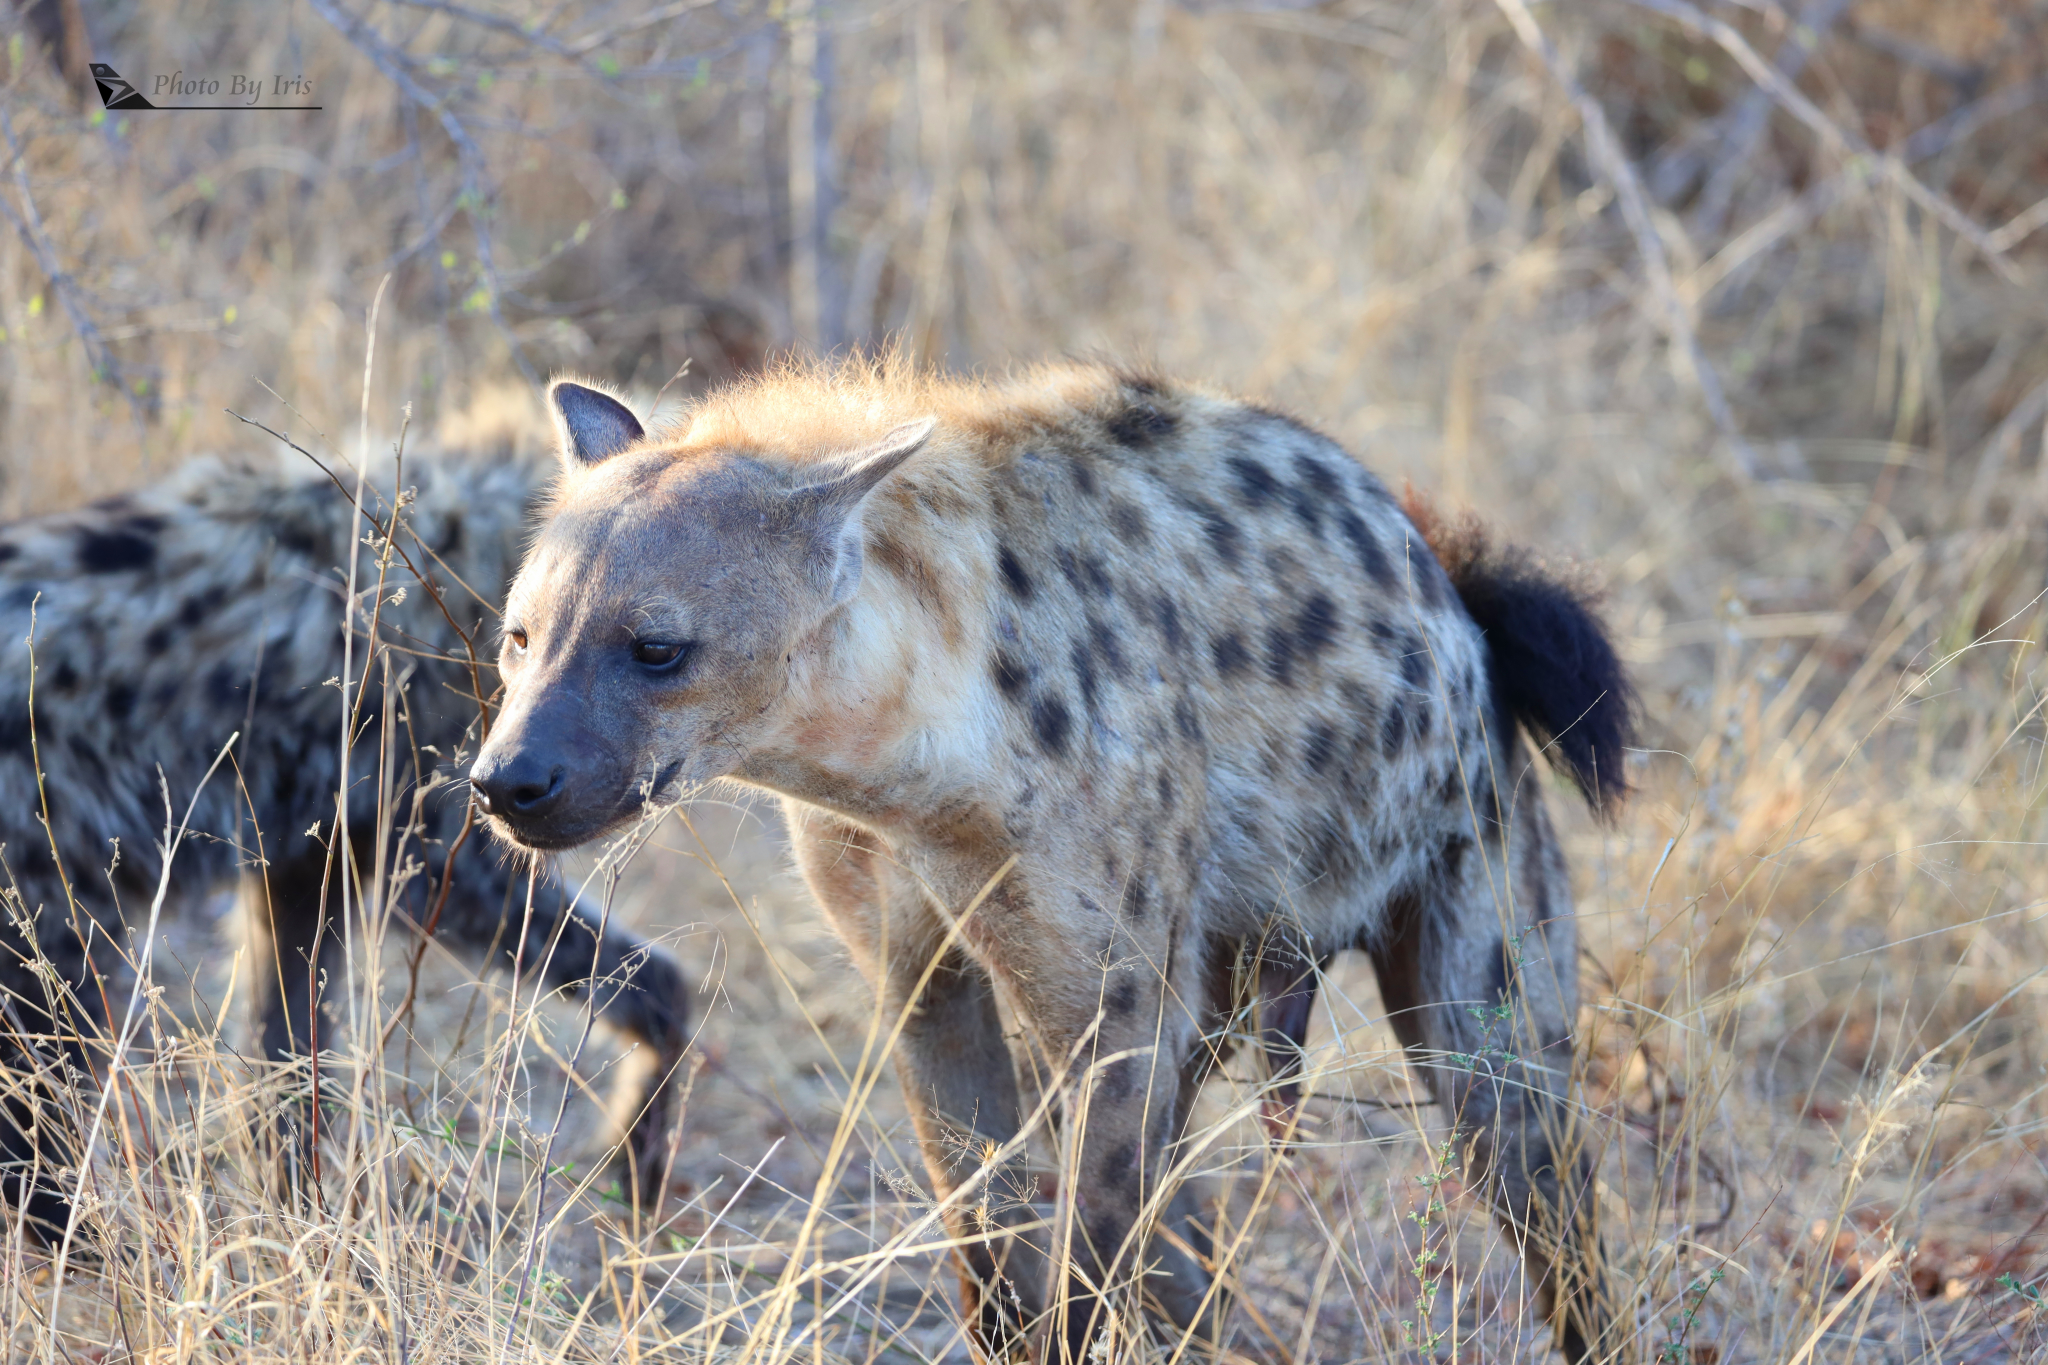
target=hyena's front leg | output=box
[426,840,691,1205]
[785,808,1037,1355]
[1007,914,1216,1362]
[1370,821,1624,1364]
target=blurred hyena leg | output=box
[1248,927,1327,1145]
[0,982,91,1242]
[785,808,1034,1355]
[0,881,117,1244]
[430,843,691,1202]
[1368,823,1621,1364]
[246,846,343,1186]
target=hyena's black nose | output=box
[470,753,567,819]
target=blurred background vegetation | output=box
[4,0,2048,1359]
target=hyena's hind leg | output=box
[1246,927,1328,1145]
[1368,812,1625,1364]
[0,937,98,1243]
[245,845,345,1191]
[424,838,691,1204]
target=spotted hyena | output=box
[0,439,690,1239]
[473,361,1636,1361]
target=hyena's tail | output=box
[1403,489,1637,816]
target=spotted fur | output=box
[477,359,1632,1361]
[0,443,689,1237]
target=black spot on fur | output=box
[1156,771,1175,812]
[1337,510,1394,590]
[65,731,104,775]
[1178,497,1243,567]
[1081,554,1114,599]
[207,663,242,710]
[1120,373,1164,398]
[51,661,78,692]
[144,624,175,657]
[76,525,158,574]
[1211,631,1250,678]
[1226,457,1282,508]
[1108,400,1176,448]
[0,543,16,562]
[1295,455,1345,501]
[1108,499,1150,544]
[993,651,1029,701]
[1087,615,1128,678]
[105,682,137,723]
[1265,625,1296,686]
[11,833,53,876]
[1053,546,1083,593]
[1297,818,1350,886]
[996,544,1034,600]
[1178,830,1195,864]
[1071,643,1100,716]
[1032,695,1072,755]
[1296,593,1340,658]
[1379,701,1408,756]
[178,587,226,627]
[1068,455,1099,496]
[1399,642,1429,691]
[1125,880,1150,921]
[1285,482,1324,539]
[1173,693,1202,743]
[1304,722,1338,774]
[0,709,29,751]
[1154,596,1186,655]
[273,518,321,559]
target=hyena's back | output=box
[0,441,690,1236]
[821,368,1516,943]
[0,452,529,895]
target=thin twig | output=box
[0,107,151,427]
[1492,0,1763,481]
[302,0,538,384]
[1625,0,2023,283]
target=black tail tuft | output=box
[1404,490,1637,817]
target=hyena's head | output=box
[471,379,932,850]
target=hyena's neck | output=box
[735,536,1002,834]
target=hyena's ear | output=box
[790,418,937,606]
[549,380,645,468]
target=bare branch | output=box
[0,107,151,425]
[1493,0,1762,481]
[302,0,539,385]
[1624,0,2023,282]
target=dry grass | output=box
[3,0,2048,1359]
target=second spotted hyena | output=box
[0,439,689,1238]
[474,362,1635,1361]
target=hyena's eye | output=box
[631,639,689,671]
[507,627,529,652]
